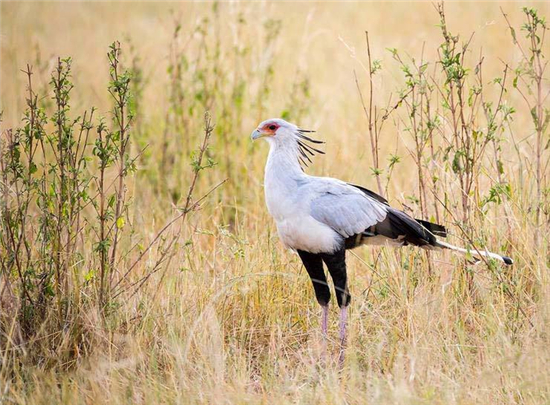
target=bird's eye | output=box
[269,125,277,130]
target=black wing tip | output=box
[415,219,447,238]
[502,256,513,265]
[348,183,389,205]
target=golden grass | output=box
[1,2,549,404]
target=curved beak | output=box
[251,129,263,140]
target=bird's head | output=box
[250,118,297,142]
[251,118,324,167]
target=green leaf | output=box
[116,217,125,229]
[84,270,95,282]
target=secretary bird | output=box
[251,118,513,362]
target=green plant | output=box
[0,42,221,369]
[502,7,549,247]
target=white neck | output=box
[263,140,306,220]
[264,140,304,185]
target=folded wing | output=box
[309,181,387,238]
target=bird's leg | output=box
[321,305,329,337]
[338,305,348,367]
[321,304,329,361]
[297,250,331,360]
[322,248,350,367]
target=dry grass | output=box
[1,2,549,404]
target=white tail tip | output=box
[436,241,513,265]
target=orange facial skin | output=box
[260,122,280,136]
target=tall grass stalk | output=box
[0,2,548,403]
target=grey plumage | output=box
[310,181,387,239]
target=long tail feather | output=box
[436,240,513,265]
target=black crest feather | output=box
[296,129,325,169]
